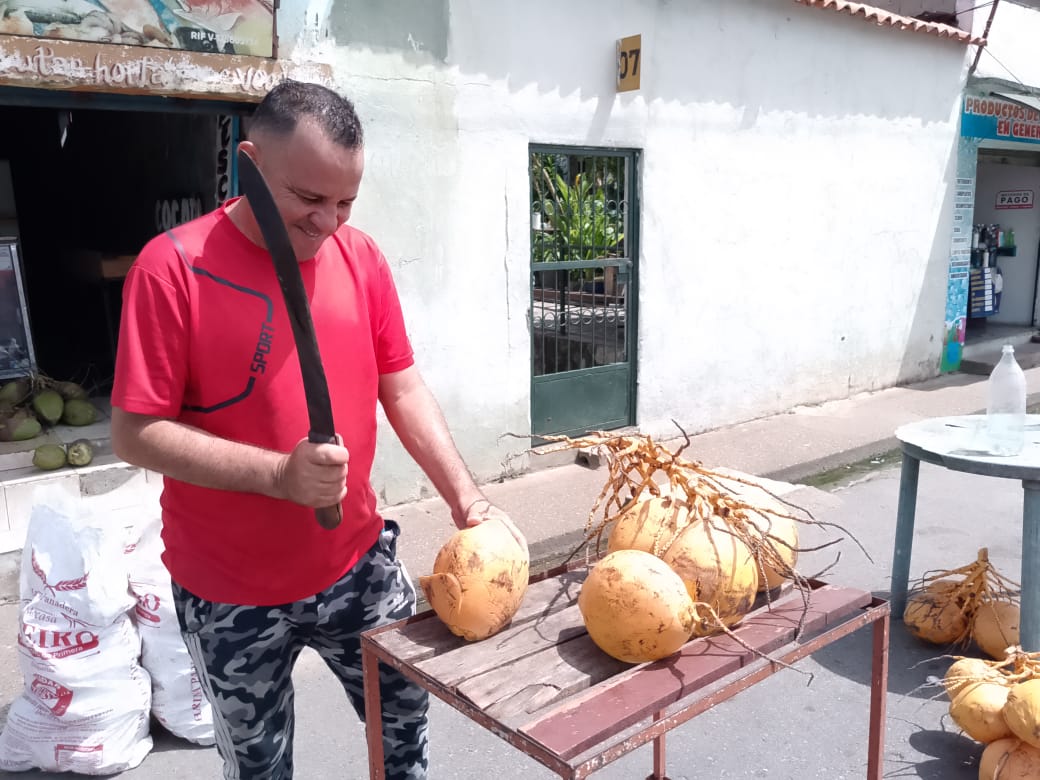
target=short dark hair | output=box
[249,79,363,149]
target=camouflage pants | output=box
[172,520,429,780]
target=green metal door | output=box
[529,146,638,437]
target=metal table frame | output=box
[361,565,890,780]
[889,414,1040,650]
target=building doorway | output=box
[0,91,242,393]
[528,145,639,438]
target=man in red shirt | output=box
[111,79,525,780]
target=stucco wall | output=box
[275,0,969,505]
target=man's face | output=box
[250,117,364,261]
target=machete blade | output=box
[237,149,343,531]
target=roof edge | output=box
[793,0,987,46]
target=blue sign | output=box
[962,95,1040,144]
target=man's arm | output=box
[110,407,350,508]
[378,364,528,543]
[378,366,486,526]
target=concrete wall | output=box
[273,0,970,506]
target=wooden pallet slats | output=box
[519,584,872,760]
[416,602,591,688]
[456,631,629,722]
[373,568,587,665]
[363,568,889,780]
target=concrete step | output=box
[960,332,1040,375]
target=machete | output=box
[236,149,343,531]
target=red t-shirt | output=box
[112,200,414,605]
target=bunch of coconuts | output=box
[0,375,99,470]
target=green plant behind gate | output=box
[532,155,624,274]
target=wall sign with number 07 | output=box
[616,34,641,93]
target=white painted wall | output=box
[275,0,970,505]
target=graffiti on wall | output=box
[0,35,333,99]
[0,0,275,58]
[215,114,236,205]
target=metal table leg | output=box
[647,711,669,780]
[867,607,889,780]
[1021,480,1040,651]
[890,452,920,618]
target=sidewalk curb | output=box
[763,390,1040,485]
[762,437,901,485]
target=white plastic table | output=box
[890,414,1040,650]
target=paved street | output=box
[0,453,1028,779]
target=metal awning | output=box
[993,91,1040,116]
[793,0,987,45]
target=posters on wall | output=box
[941,136,980,374]
[0,0,274,58]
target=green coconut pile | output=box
[0,375,99,470]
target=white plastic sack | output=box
[0,485,153,774]
[128,516,214,745]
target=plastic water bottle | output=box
[986,344,1027,456]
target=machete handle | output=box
[309,431,344,531]
[315,504,343,530]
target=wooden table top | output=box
[365,565,876,763]
[896,414,1040,478]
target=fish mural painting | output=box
[0,0,274,56]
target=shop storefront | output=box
[0,18,330,391]
[942,92,1040,371]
